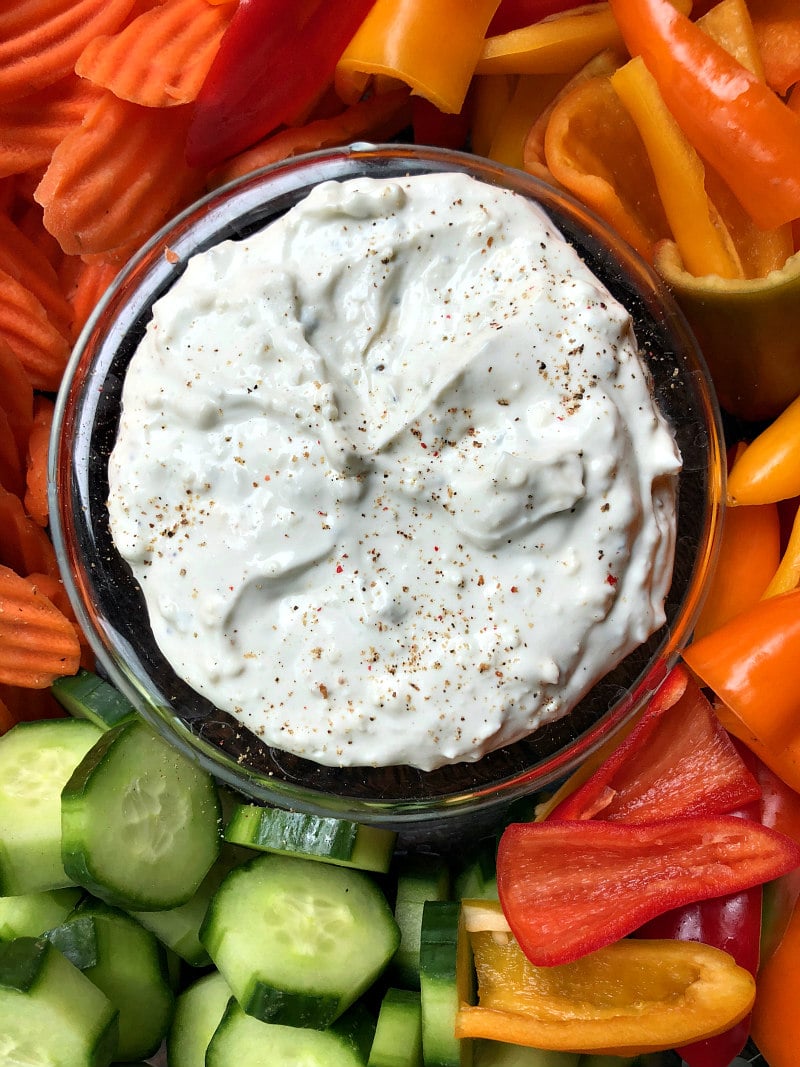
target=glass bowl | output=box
[49,144,724,832]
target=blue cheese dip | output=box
[107,172,681,771]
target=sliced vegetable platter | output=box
[2,1,800,1066]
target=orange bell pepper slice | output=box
[698,0,766,79]
[751,895,800,1067]
[543,72,670,261]
[763,503,800,598]
[683,588,800,793]
[608,0,800,230]
[750,0,800,96]
[335,0,501,114]
[470,74,516,157]
[457,924,756,1056]
[485,72,568,168]
[727,391,800,505]
[610,55,742,279]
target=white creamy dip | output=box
[107,172,681,771]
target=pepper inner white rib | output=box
[107,173,682,770]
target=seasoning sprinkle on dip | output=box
[107,172,681,771]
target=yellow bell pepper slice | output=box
[336,0,502,114]
[763,504,800,599]
[456,918,756,1057]
[470,75,517,157]
[487,73,568,168]
[727,391,800,505]
[476,4,623,75]
[698,0,766,79]
[611,56,743,280]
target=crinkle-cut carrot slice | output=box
[0,564,81,688]
[0,0,137,105]
[0,212,72,337]
[0,409,24,498]
[35,92,203,257]
[65,259,119,343]
[75,0,235,109]
[0,337,33,461]
[0,266,71,391]
[15,199,66,273]
[26,572,78,630]
[211,89,414,187]
[0,683,66,730]
[0,74,104,179]
[0,694,15,734]
[0,485,60,579]
[24,399,54,529]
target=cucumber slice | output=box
[390,853,450,990]
[368,988,423,1067]
[0,936,118,1067]
[45,899,174,1061]
[0,718,102,894]
[475,1042,580,1067]
[419,900,474,1067]
[224,804,396,873]
[61,718,221,909]
[206,999,375,1067]
[200,853,399,1027]
[51,669,137,731]
[454,840,498,901]
[168,971,234,1067]
[0,888,82,940]
[130,842,250,966]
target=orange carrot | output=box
[0,694,15,734]
[0,683,66,728]
[0,0,137,104]
[0,485,60,578]
[26,571,78,629]
[14,199,65,272]
[35,91,203,256]
[24,398,55,528]
[0,266,71,391]
[0,564,81,688]
[0,212,73,337]
[65,259,119,342]
[0,336,34,461]
[0,75,103,180]
[211,89,413,187]
[75,0,235,109]
[0,409,24,498]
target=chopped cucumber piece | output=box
[419,900,474,1067]
[168,971,234,1067]
[0,887,82,940]
[51,669,137,731]
[0,718,102,893]
[454,840,498,901]
[206,999,374,1067]
[368,988,423,1067]
[390,853,450,990]
[0,936,118,1067]
[200,853,399,1027]
[475,1042,580,1067]
[224,804,396,873]
[61,718,221,909]
[45,899,174,1061]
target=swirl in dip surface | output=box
[107,172,682,771]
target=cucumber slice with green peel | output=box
[45,899,175,1061]
[475,1042,580,1067]
[200,853,400,1027]
[454,840,498,901]
[206,999,375,1067]
[389,852,450,990]
[224,804,397,873]
[130,842,250,967]
[0,718,102,894]
[419,900,474,1067]
[51,669,138,731]
[368,988,423,1067]
[61,718,221,910]
[168,971,234,1067]
[0,887,82,940]
[0,936,118,1067]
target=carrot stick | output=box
[211,89,413,188]
[34,91,203,256]
[75,0,235,108]
[0,564,81,688]
[0,485,60,578]
[0,0,137,104]
[0,266,71,391]
[24,398,55,528]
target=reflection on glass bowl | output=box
[49,144,724,830]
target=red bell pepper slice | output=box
[487,0,601,36]
[186,0,378,169]
[608,0,800,230]
[496,816,800,967]
[549,666,761,824]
